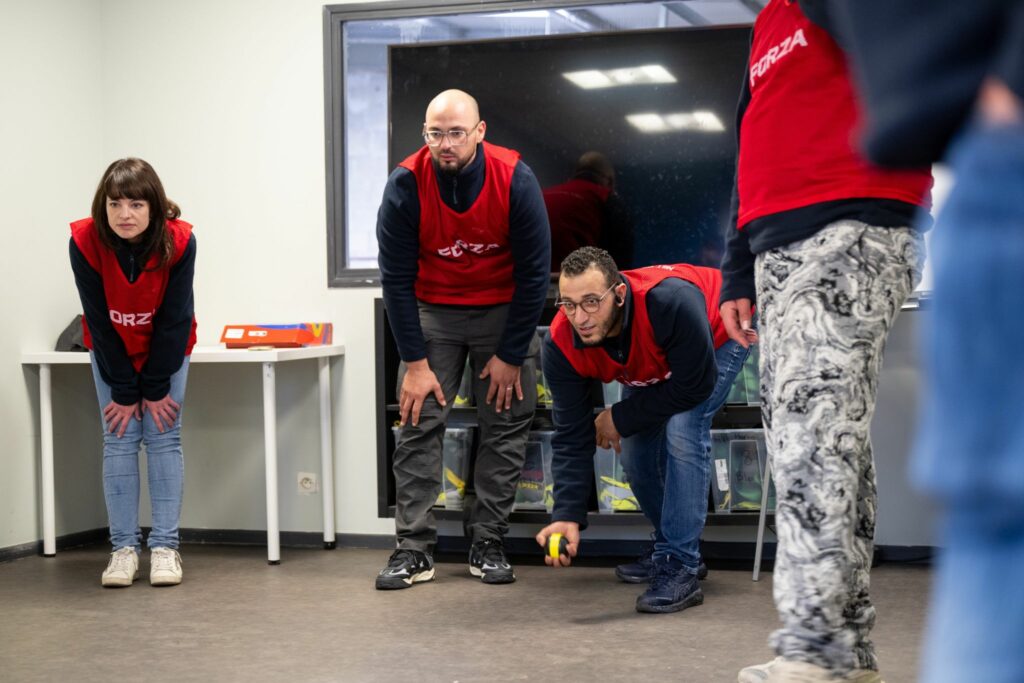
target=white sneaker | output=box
[101,547,140,587]
[150,547,183,586]
[738,657,884,683]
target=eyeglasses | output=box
[422,122,479,147]
[556,284,617,316]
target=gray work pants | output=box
[393,302,539,553]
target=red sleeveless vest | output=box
[737,0,932,229]
[72,217,197,371]
[400,142,520,305]
[551,264,727,386]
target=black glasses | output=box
[422,122,479,147]
[556,284,617,316]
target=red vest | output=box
[400,142,520,305]
[544,178,612,269]
[72,217,197,372]
[551,264,728,386]
[737,0,932,229]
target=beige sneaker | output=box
[101,547,140,587]
[150,547,183,586]
[738,657,884,682]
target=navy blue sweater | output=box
[377,143,551,366]
[542,278,717,527]
[70,234,196,405]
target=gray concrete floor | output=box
[0,545,930,682]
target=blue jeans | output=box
[619,340,749,572]
[913,122,1024,683]
[90,354,189,551]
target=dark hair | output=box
[90,158,181,270]
[560,246,621,288]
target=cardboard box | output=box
[220,323,332,348]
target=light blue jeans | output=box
[913,122,1024,683]
[619,340,749,572]
[90,354,189,551]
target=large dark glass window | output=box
[324,0,760,286]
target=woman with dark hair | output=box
[70,158,197,588]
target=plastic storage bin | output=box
[454,359,474,407]
[594,446,639,513]
[710,429,775,513]
[725,344,760,405]
[392,425,472,510]
[514,430,554,511]
[535,327,553,407]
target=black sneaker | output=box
[616,545,708,583]
[635,555,704,614]
[468,539,516,584]
[375,549,435,590]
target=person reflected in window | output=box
[375,89,550,589]
[535,247,749,614]
[70,158,196,589]
[544,151,635,272]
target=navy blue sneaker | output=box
[469,539,516,584]
[635,555,704,614]
[375,549,434,590]
[616,545,708,583]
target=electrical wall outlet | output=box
[297,472,319,495]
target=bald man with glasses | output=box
[536,247,749,614]
[375,89,551,589]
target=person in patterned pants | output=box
[719,1,933,680]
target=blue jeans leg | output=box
[620,340,749,572]
[912,123,1024,683]
[90,355,189,551]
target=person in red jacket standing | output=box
[719,2,932,681]
[375,89,551,588]
[70,158,197,589]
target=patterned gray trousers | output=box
[755,221,924,672]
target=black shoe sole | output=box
[470,566,516,584]
[615,568,651,584]
[635,588,704,614]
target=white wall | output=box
[1,0,107,549]
[2,0,397,551]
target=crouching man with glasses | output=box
[375,89,550,589]
[536,247,751,613]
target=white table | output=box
[21,344,345,564]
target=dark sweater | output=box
[829,0,1024,167]
[377,143,551,366]
[70,233,196,405]
[542,278,717,526]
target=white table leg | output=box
[318,357,336,549]
[263,362,281,564]
[40,364,56,557]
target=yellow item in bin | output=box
[536,382,552,405]
[435,466,466,506]
[544,483,555,511]
[599,476,641,511]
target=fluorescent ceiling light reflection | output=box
[627,110,726,133]
[483,10,551,18]
[563,64,676,89]
[563,70,614,89]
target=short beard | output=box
[438,163,462,177]
[580,303,623,347]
